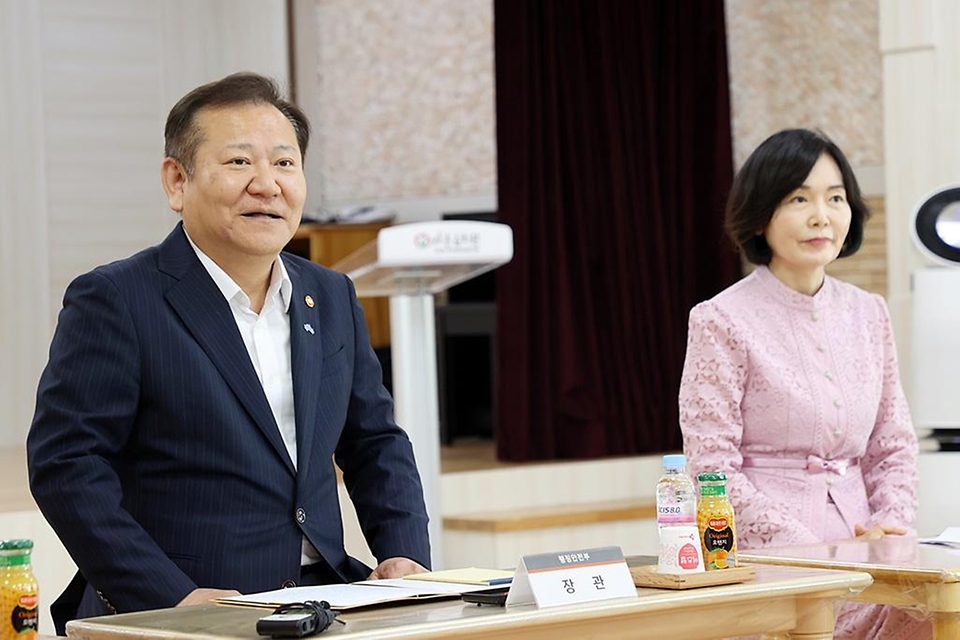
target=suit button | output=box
[296,508,306,524]
[281,580,297,588]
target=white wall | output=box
[0,0,51,451]
[916,452,960,536]
[0,0,289,447]
[879,0,960,538]
[0,1,289,630]
[880,0,960,399]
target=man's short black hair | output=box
[725,128,869,265]
[164,72,310,174]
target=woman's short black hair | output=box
[725,128,870,265]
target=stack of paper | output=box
[216,584,450,610]
[918,527,960,547]
[216,569,513,611]
[404,567,514,586]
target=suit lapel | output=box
[159,225,296,476]
[285,256,322,480]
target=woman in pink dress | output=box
[679,129,931,639]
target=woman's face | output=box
[763,153,852,292]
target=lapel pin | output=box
[303,323,315,335]
[304,295,315,308]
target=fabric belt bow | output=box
[806,455,855,476]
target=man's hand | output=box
[176,588,241,607]
[854,523,907,540]
[367,557,428,580]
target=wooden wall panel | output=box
[826,196,888,296]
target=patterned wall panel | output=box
[313,0,495,206]
[727,0,887,296]
[726,0,883,170]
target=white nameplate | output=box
[504,546,636,609]
[377,221,513,267]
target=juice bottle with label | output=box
[0,539,38,639]
[696,472,737,570]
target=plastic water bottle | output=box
[656,455,702,573]
[656,454,697,529]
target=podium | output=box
[334,221,514,568]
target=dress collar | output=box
[752,265,834,312]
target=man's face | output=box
[163,103,306,268]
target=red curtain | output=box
[494,0,740,461]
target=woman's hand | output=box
[854,523,907,540]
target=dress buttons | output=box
[825,371,833,381]
[833,399,842,408]
[817,344,826,352]
[834,428,842,436]
[281,579,297,588]
[826,478,833,486]
[296,508,306,524]
[811,312,819,321]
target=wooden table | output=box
[741,537,960,638]
[65,565,870,639]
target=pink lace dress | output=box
[679,266,930,639]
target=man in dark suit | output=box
[27,72,430,634]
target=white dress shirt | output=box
[185,232,321,565]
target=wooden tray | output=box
[631,564,755,590]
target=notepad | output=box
[404,567,514,586]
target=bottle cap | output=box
[0,540,33,551]
[662,454,687,470]
[697,471,727,482]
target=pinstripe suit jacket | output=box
[27,223,430,628]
